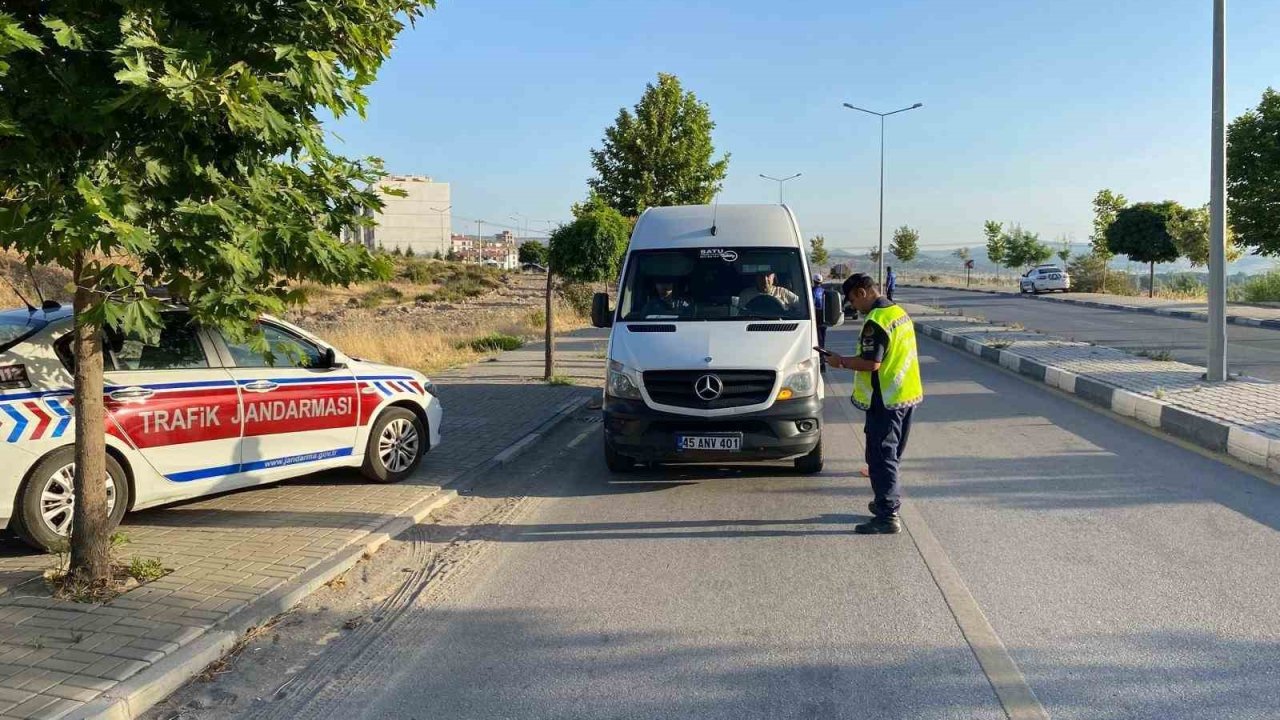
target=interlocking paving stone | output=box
[912,308,1280,442]
[0,331,605,718]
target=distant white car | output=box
[1020,265,1070,294]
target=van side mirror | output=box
[822,289,844,327]
[591,292,613,328]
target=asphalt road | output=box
[246,323,1280,720]
[898,286,1280,381]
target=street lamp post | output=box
[758,173,802,204]
[430,206,451,258]
[476,220,484,264]
[842,101,924,287]
[1207,0,1227,382]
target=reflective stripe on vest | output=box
[852,305,924,411]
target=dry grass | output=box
[322,302,587,376]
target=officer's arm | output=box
[844,357,880,371]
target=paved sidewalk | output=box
[0,330,605,719]
[904,283,1280,328]
[906,303,1280,473]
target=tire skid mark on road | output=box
[827,370,1049,720]
[245,419,597,720]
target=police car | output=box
[0,303,442,551]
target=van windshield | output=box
[617,247,811,322]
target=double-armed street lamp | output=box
[842,101,923,287]
[759,173,802,204]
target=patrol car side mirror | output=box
[591,293,613,329]
[317,346,342,370]
[821,290,844,327]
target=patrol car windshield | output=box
[0,311,47,353]
[617,248,810,322]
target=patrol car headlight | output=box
[607,361,642,400]
[780,358,817,400]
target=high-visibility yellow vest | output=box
[852,304,924,411]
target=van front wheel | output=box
[794,440,824,475]
[604,437,636,473]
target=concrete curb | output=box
[901,283,1280,329]
[70,393,593,720]
[914,320,1280,476]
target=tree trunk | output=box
[1101,260,1109,294]
[70,252,111,582]
[1149,262,1155,298]
[543,270,555,380]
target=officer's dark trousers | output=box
[865,404,914,517]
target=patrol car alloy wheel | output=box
[362,407,426,483]
[15,447,130,552]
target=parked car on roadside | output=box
[1020,265,1070,294]
[0,304,442,551]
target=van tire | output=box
[794,440,824,475]
[13,447,130,552]
[361,407,426,484]
[604,437,635,473]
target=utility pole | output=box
[476,220,484,264]
[1207,0,1227,382]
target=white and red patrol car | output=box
[0,304,442,551]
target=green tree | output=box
[544,195,630,378]
[0,1,423,581]
[983,221,1006,278]
[518,240,548,266]
[953,247,971,263]
[1057,238,1072,265]
[1002,226,1052,271]
[1091,189,1128,289]
[1106,202,1183,297]
[588,73,730,217]
[1228,88,1280,255]
[809,235,830,268]
[867,245,883,266]
[1167,204,1242,267]
[889,226,920,264]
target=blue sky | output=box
[328,0,1280,252]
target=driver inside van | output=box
[640,280,688,317]
[740,271,800,310]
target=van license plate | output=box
[677,434,742,452]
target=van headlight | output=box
[607,361,642,400]
[779,358,817,400]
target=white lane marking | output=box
[827,366,1049,720]
[566,422,596,449]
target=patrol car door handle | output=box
[109,387,154,402]
[242,380,278,393]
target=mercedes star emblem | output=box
[694,374,724,401]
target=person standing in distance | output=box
[811,273,827,371]
[823,273,923,534]
[885,266,897,302]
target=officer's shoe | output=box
[854,514,901,535]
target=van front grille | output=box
[643,370,776,410]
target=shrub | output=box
[558,282,595,317]
[1162,274,1206,298]
[360,284,403,308]
[1067,254,1138,295]
[1229,271,1280,303]
[460,333,524,353]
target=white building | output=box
[347,175,451,256]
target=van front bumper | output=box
[603,395,822,463]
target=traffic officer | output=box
[823,273,924,534]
